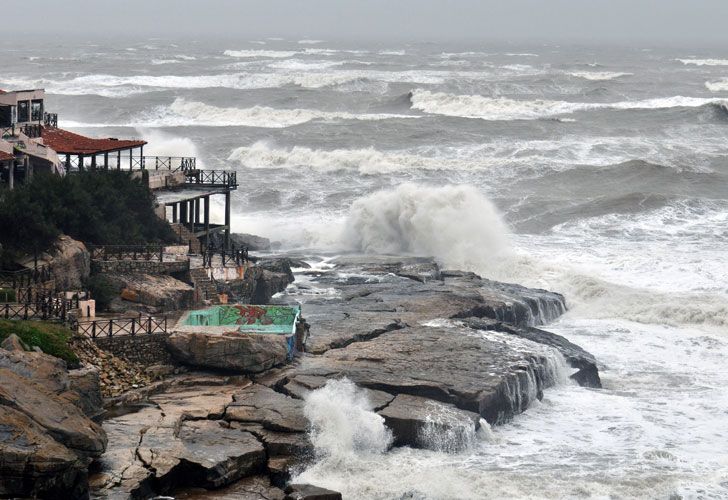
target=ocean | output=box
[2,37,727,498]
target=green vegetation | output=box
[84,274,118,312]
[0,319,79,367]
[0,288,15,302]
[0,171,175,266]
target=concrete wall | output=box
[93,333,173,365]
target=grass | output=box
[0,320,79,368]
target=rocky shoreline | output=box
[90,253,601,499]
[0,252,601,499]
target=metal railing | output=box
[0,266,52,289]
[184,169,237,188]
[43,112,58,128]
[73,315,167,338]
[1,295,77,322]
[20,124,42,138]
[89,244,164,262]
[65,155,196,172]
[201,243,249,267]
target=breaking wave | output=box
[568,71,632,81]
[162,98,413,128]
[677,58,728,66]
[705,79,728,92]
[341,184,728,327]
[223,49,298,58]
[409,89,728,120]
[228,142,495,174]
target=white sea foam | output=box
[705,79,728,92]
[410,89,726,120]
[677,58,728,66]
[568,71,633,81]
[298,39,325,44]
[223,49,298,58]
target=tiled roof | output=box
[0,150,14,161]
[41,127,146,155]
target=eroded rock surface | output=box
[167,331,289,373]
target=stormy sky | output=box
[5,0,728,45]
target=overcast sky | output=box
[5,0,728,46]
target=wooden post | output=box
[188,200,194,233]
[65,154,70,172]
[180,202,187,226]
[194,198,200,230]
[172,203,178,223]
[117,150,121,170]
[91,155,97,170]
[104,152,109,170]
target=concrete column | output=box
[204,195,210,246]
[224,191,231,248]
[188,200,195,232]
[104,153,109,170]
[65,154,70,172]
[179,201,187,225]
[91,155,97,170]
[8,161,14,190]
[172,203,178,223]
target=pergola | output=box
[41,127,147,171]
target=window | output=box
[0,105,14,127]
[17,100,29,123]
[31,100,43,121]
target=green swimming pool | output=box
[184,304,301,335]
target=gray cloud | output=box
[4,0,727,45]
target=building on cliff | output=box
[0,87,237,247]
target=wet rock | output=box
[140,420,266,491]
[167,331,289,373]
[291,325,570,425]
[218,266,292,305]
[378,393,481,450]
[173,475,286,499]
[461,317,602,388]
[226,384,308,432]
[281,374,394,411]
[284,483,343,500]
[18,235,90,290]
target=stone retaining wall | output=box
[93,333,173,365]
[92,259,189,275]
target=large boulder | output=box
[0,406,89,499]
[167,331,288,373]
[284,484,343,500]
[67,364,104,421]
[378,394,481,451]
[18,235,90,290]
[104,273,194,311]
[0,347,70,394]
[218,265,293,305]
[0,368,107,458]
[225,384,308,432]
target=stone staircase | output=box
[189,268,220,305]
[170,223,202,254]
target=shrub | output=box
[0,171,175,265]
[85,274,118,312]
[0,319,79,367]
[0,288,15,302]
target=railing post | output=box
[147,316,152,334]
[109,319,113,337]
[92,322,96,339]
[131,318,136,336]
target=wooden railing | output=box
[20,124,42,138]
[73,315,167,338]
[89,244,164,262]
[201,243,249,267]
[184,169,237,188]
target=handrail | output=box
[0,266,52,289]
[184,169,237,187]
[65,155,196,172]
[73,315,168,338]
[43,112,58,128]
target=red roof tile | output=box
[41,127,146,155]
[0,151,13,161]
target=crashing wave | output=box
[568,71,632,81]
[223,49,298,58]
[409,89,728,120]
[677,58,728,66]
